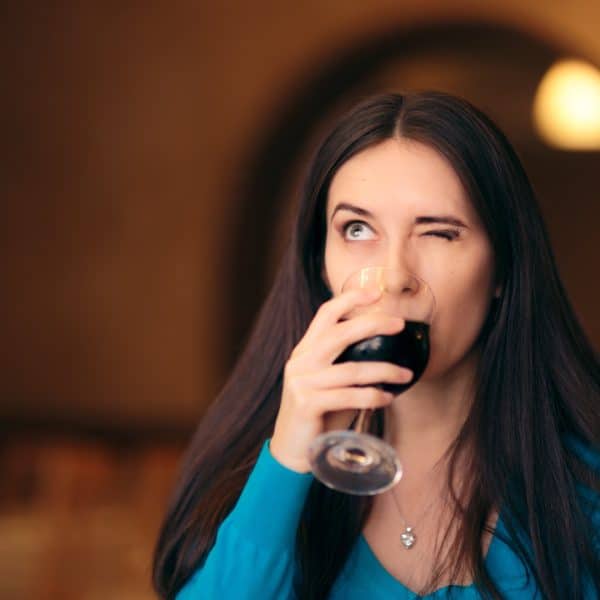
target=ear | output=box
[493,283,502,299]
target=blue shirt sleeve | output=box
[177,439,314,600]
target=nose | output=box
[378,241,421,295]
[346,265,434,321]
[376,267,420,297]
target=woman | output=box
[153,92,600,599]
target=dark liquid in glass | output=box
[335,321,430,394]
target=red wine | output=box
[334,321,430,394]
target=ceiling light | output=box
[533,59,600,150]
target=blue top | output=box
[177,438,600,599]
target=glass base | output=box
[308,430,402,495]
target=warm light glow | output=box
[533,59,600,150]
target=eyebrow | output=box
[330,202,469,228]
[414,215,468,228]
[330,202,374,221]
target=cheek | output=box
[323,237,359,295]
[425,255,495,377]
[322,241,340,294]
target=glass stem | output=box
[353,409,373,434]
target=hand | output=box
[270,288,413,473]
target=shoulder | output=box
[564,434,600,529]
[564,433,600,472]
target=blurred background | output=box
[1,1,599,598]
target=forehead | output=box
[327,138,478,222]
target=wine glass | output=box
[308,266,435,495]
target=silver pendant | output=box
[400,526,416,549]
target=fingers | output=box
[318,314,406,363]
[282,363,409,420]
[292,312,405,366]
[295,288,381,352]
[307,361,413,390]
[318,386,395,413]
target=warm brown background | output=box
[1,2,599,599]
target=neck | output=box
[385,352,478,475]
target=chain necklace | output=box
[382,409,446,550]
[389,480,440,550]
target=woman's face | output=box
[323,138,499,381]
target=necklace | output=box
[389,483,439,550]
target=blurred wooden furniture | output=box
[0,434,184,600]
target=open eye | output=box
[423,229,460,241]
[342,220,376,241]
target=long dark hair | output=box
[153,92,600,599]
